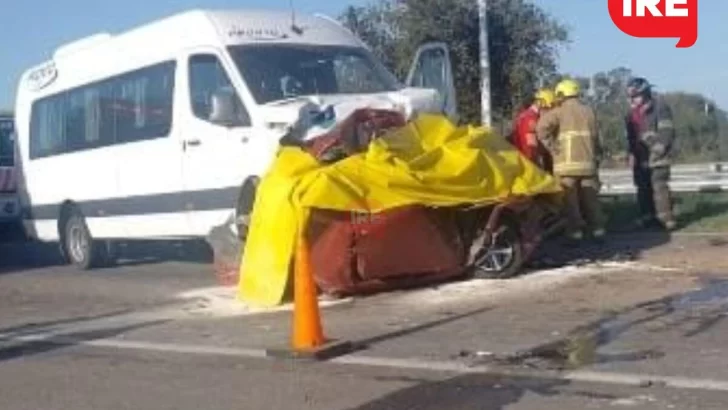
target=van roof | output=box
[46,8,359,64]
[17,8,364,96]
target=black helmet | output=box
[627,77,653,97]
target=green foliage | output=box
[339,2,725,163]
[340,4,401,71]
[339,0,569,126]
[661,92,726,161]
[566,67,727,165]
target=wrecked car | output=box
[236,112,565,308]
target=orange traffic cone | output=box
[291,235,326,351]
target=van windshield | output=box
[0,119,14,167]
[228,44,402,104]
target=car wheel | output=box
[470,217,525,279]
[62,213,101,270]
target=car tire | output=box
[62,213,104,270]
[470,216,525,279]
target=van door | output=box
[110,61,189,239]
[406,42,459,123]
[179,48,270,237]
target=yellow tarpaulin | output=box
[237,114,562,307]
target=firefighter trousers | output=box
[633,165,675,227]
[558,175,606,239]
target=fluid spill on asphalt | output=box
[670,277,728,310]
[470,277,728,371]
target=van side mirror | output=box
[209,88,243,127]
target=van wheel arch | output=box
[234,176,260,240]
[206,176,261,286]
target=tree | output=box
[580,67,633,161]
[661,92,726,162]
[340,4,400,71]
[340,0,570,126]
[559,66,727,165]
[339,3,725,164]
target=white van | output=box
[14,9,458,269]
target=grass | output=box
[601,192,728,233]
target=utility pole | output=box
[478,0,492,128]
[705,101,721,162]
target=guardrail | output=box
[600,162,728,177]
[601,180,728,195]
[598,162,728,195]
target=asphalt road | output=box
[3,345,728,410]
[3,237,728,409]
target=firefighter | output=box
[625,77,677,231]
[510,89,555,171]
[536,79,606,242]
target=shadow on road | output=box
[345,373,626,410]
[527,231,671,271]
[355,306,494,350]
[0,241,66,273]
[107,240,214,267]
[0,239,213,275]
[0,319,168,362]
[0,309,136,338]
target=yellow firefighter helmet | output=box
[535,88,555,108]
[554,79,581,99]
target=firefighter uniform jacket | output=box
[535,98,601,177]
[626,99,675,169]
[510,107,540,161]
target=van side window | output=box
[30,96,67,158]
[29,60,176,159]
[189,54,250,127]
[114,62,176,143]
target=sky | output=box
[1,0,725,110]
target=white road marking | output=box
[74,337,270,358]
[609,395,657,407]
[331,355,728,392]
[4,332,728,393]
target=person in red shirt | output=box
[509,89,555,172]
